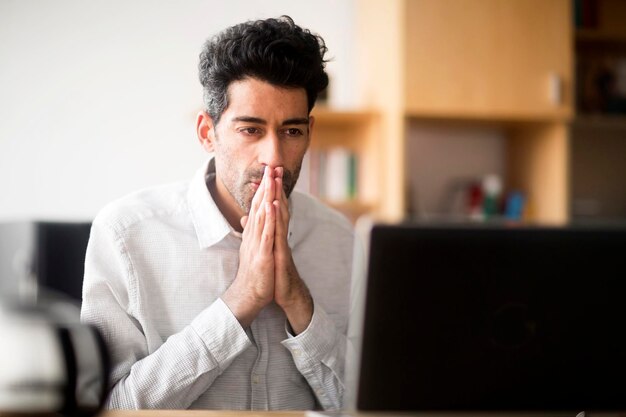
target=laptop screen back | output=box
[356,225,626,411]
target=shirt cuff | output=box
[281,301,338,367]
[190,297,252,372]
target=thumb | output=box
[240,215,249,229]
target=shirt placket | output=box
[249,319,270,410]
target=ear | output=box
[196,111,216,153]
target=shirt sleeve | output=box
[80,220,251,409]
[280,301,347,411]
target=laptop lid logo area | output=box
[490,302,536,350]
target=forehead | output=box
[223,77,309,121]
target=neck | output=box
[207,177,245,233]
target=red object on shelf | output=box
[467,183,484,219]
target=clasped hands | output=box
[222,166,313,335]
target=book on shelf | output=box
[296,147,358,203]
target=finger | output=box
[274,168,287,200]
[249,201,266,246]
[274,166,284,209]
[249,166,269,218]
[275,176,290,225]
[255,186,267,225]
[274,200,288,246]
[264,165,275,205]
[271,168,282,210]
[245,170,267,239]
[240,215,249,230]
[261,201,275,254]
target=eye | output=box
[238,127,261,136]
[284,128,304,137]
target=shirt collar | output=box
[187,155,233,248]
[187,154,297,249]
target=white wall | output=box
[0,0,356,221]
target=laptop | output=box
[337,222,626,417]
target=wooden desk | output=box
[0,412,307,417]
[101,411,306,417]
[3,411,626,417]
[94,411,626,417]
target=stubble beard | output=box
[232,163,301,215]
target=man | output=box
[80,16,354,411]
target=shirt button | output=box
[293,349,302,357]
[252,374,260,384]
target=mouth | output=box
[249,181,261,192]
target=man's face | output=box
[210,77,312,215]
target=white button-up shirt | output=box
[80,157,354,411]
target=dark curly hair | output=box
[198,16,329,123]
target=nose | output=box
[258,132,284,168]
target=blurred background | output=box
[2,0,626,300]
[0,0,356,221]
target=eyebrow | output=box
[231,116,309,125]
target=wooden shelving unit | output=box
[351,0,573,224]
[305,107,381,222]
[311,0,625,224]
[570,0,626,221]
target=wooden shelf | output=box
[572,115,626,130]
[404,109,573,125]
[311,107,376,125]
[576,29,626,43]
